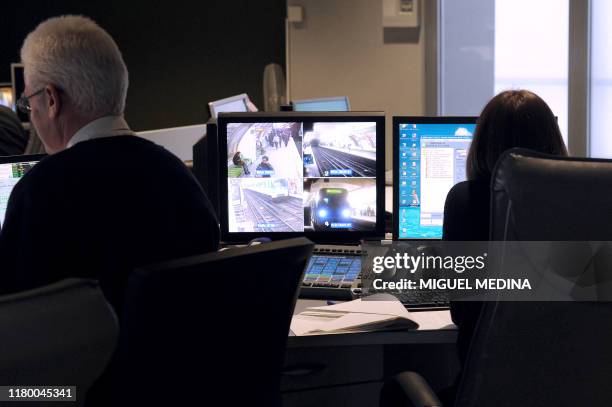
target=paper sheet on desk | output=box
[291,294,419,336]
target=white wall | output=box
[287,0,427,169]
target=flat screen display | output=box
[0,86,12,109]
[394,117,477,239]
[293,96,350,112]
[11,64,28,123]
[0,155,44,229]
[208,94,250,119]
[218,112,385,243]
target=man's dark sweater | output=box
[0,135,219,312]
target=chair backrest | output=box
[0,278,118,407]
[456,149,612,407]
[121,237,314,407]
[490,148,612,241]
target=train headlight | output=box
[342,209,351,218]
[318,209,328,219]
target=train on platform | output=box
[308,187,352,230]
[244,178,290,202]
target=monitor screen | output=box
[218,112,385,243]
[208,94,250,119]
[292,96,350,112]
[11,64,28,123]
[0,155,44,229]
[394,117,477,240]
[0,85,12,109]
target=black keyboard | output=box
[393,291,450,310]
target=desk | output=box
[282,300,459,407]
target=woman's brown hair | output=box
[467,90,568,180]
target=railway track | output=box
[243,189,303,232]
[311,146,376,177]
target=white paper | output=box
[290,294,419,336]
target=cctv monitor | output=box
[292,96,350,112]
[0,83,12,109]
[0,154,45,230]
[393,117,477,240]
[217,112,385,243]
[11,64,28,123]
[208,93,252,119]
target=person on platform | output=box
[233,151,251,175]
[256,155,274,177]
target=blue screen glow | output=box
[397,122,476,239]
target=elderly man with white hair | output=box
[0,15,219,312]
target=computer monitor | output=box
[0,154,45,229]
[208,93,252,119]
[292,96,350,112]
[0,83,13,109]
[217,112,385,243]
[393,117,477,240]
[11,64,28,123]
[192,121,220,218]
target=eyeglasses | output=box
[16,88,45,114]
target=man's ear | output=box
[45,85,62,119]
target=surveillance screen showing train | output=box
[226,121,377,233]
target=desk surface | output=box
[288,299,457,348]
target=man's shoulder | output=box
[43,135,182,168]
[69,135,171,156]
[20,136,189,189]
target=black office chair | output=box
[381,148,612,407]
[120,237,314,407]
[0,278,118,407]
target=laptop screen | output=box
[0,156,43,229]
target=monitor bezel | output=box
[0,153,46,165]
[208,93,250,120]
[218,111,385,244]
[393,116,479,241]
[292,96,351,112]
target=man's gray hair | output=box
[20,15,128,117]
